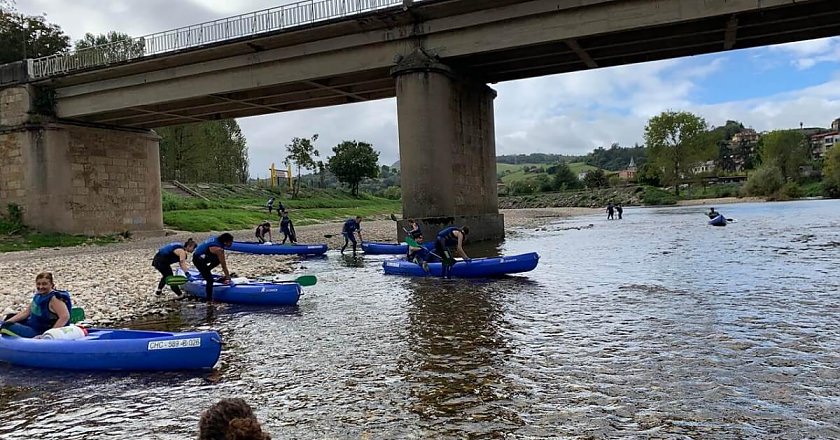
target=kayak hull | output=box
[228,241,328,255]
[0,329,221,371]
[362,241,434,255]
[709,215,727,226]
[183,279,301,305]
[383,252,540,278]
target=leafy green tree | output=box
[552,161,580,190]
[637,162,663,187]
[743,164,784,197]
[74,31,145,64]
[644,111,711,195]
[822,143,840,198]
[327,140,380,196]
[156,120,249,183]
[284,135,319,198]
[758,130,808,181]
[583,168,608,189]
[0,4,70,63]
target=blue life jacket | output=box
[194,236,223,264]
[26,290,72,333]
[436,227,461,247]
[156,242,184,265]
[343,219,360,234]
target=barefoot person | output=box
[1,272,72,338]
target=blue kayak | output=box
[361,241,435,255]
[383,252,540,278]
[228,241,328,256]
[0,329,221,371]
[183,277,301,306]
[709,214,727,226]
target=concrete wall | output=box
[0,85,164,235]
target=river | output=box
[1,200,838,439]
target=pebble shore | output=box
[0,208,594,324]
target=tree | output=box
[75,31,145,64]
[156,120,249,183]
[822,143,840,198]
[553,161,580,190]
[759,130,808,181]
[0,5,70,63]
[327,140,380,196]
[644,111,711,195]
[583,168,608,189]
[284,135,319,198]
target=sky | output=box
[15,0,840,178]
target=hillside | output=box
[497,162,598,184]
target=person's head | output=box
[461,226,470,236]
[198,398,271,440]
[185,238,197,252]
[262,221,271,228]
[35,272,55,294]
[416,234,424,243]
[408,219,417,227]
[282,211,288,218]
[218,233,234,248]
[355,215,362,222]
[710,207,716,212]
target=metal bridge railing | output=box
[29,0,406,79]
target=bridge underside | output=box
[50,0,840,128]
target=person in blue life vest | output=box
[340,216,363,254]
[435,226,470,279]
[255,222,272,243]
[152,238,197,298]
[280,211,297,244]
[192,233,235,303]
[1,272,72,338]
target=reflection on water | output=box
[1,200,839,439]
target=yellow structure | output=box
[269,163,277,187]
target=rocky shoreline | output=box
[0,208,590,325]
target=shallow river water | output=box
[1,200,839,439]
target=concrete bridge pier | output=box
[391,50,504,243]
[0,85,164,236]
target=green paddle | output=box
[165,275,189,286]
[257,275,318,286]
[70,307,86,323]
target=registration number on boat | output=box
[147,338,202,350]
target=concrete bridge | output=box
[1,0,838,237]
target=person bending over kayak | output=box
[1,272,72,338]
[435,226,470,279]
[152,238,197,298]
[280,211,297,245]
[340,216,363,254]
[192,233,235,303]
[255,221,272,243]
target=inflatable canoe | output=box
[228,241,328,256]
[382,252,540,278]
[0,329,221,371]
[361,241,435,255]
[183,276,301,306]
[709,214,727,226]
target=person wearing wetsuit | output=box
[435,226,470,279]
[255,222,272,243]
[152,238,197,298]
[340,216,362,254]
[1,272,72,338]
[192,233,234,303]
[280,211,297,244]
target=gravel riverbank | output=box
[0,208,594,325]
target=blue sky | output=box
[17,0,840,177]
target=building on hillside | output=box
[832,117,840,132]
[577,171,588,181]
[618,157,637,181]
[725,129,760,172]
[731,129,759,144]
[811,131,839,159]
[691,160,716,175]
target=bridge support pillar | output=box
[391,50,504,242]
[0,85,164,236]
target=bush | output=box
[743,165,784,197]
[779,182,803,200]
[642,187,677,205]
[381,186,401,200]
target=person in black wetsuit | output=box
[280,211,297,244]
[340,216,362,254]
[152,238,197,298]
[192,233,235,303]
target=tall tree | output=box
[758,130,808,181]
[553,161,580,190]
[822,142,840,198]
[74,31,145,64]
[644,111,711,195]
[284,135,319,198]
[583,168,608,189]
[0,4,70,63]
[327,140,380,196]
[156,120,249,183]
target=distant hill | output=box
[497,162,597,184]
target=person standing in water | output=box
[192,233,235,303]
[340,216,363,254]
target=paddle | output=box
[405,236,446,261]
[70,307,86,323]
[165,275,189,286]
[256,275,318,286]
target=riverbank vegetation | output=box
[0,204,119,252]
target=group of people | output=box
[151,233,236,303]
[606,202,624,220]
[255,212,297,245]
[403,219,470,279]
